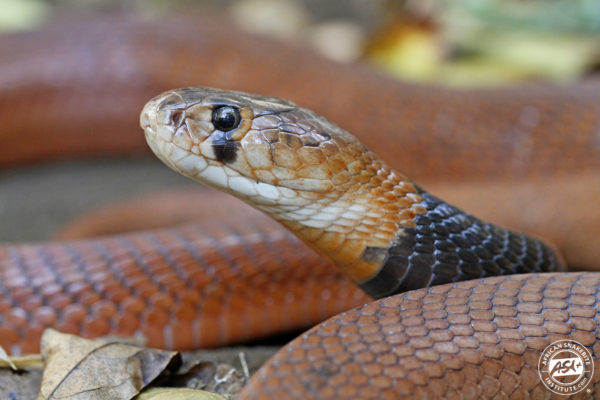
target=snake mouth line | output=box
[144,126,211,179]
[144,125,305,209]
[144,124,334,199]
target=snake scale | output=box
[2,10,600,399]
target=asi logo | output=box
[538,339,594,395]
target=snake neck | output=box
[252,158,430,289]
[255,158,565,299]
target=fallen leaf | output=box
[37,329,181,400]
[135,388,226,400]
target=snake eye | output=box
[212,106,241,132]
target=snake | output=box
[1,10,600,399]
[140,87,598,399]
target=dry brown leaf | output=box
[135,388,226,399]
[37,329,181,400]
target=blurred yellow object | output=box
[366,21,442,82]
[365,1,600,87]
[135,388,226,400]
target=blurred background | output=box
[1,0,599,241]
[2,0,599,86]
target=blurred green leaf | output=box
[448,0,600,33]
[0,0,49,32]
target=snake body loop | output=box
[138,87,593,399]
[1,12,599,399]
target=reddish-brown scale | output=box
[0,9,599,398]
[3,12,600,183]
[0,199,368,353]
[241,273,600,399]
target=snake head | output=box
[141,88,430,288]
[141,87,371,205]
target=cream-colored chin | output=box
[145,127,303,207]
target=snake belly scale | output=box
[139,87,583,399]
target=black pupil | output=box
[212,106,240,132]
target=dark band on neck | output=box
[359,190,564,299]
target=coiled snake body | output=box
[141,87,594,399]
[2,12,600,399]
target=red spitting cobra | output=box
[1,10,600,399]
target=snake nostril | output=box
[170,109,185,127]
